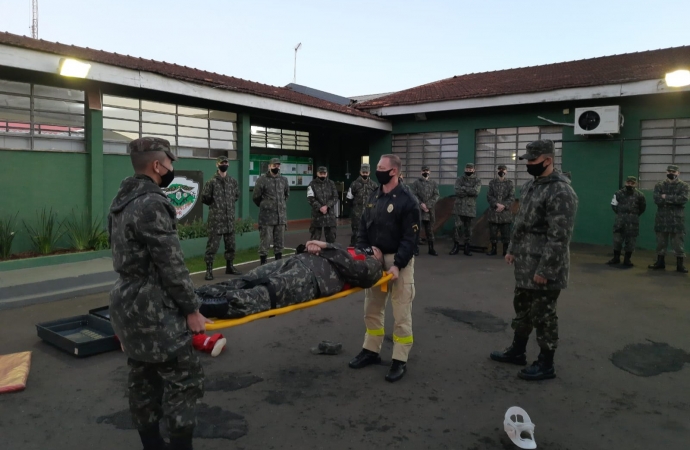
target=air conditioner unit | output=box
[574,106,621,135]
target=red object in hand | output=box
[192,333,227,357]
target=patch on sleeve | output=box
[412,224,419,233]
[307,186,315,197]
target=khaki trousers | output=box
[362,254,415,362]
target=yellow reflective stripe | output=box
[366,328,385,336]
[393,334,413,344]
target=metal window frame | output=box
[639,118,690,189]
[250,125,310,152]
[391,132,459,185]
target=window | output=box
[250,126,309,151]
[475,126,562,186]
[0,80,85,152]
[391,132,458,185]
[102,95,237,159]
[639,118,690,190]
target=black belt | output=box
[242,277,278,310]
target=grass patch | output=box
[185,246,295,273]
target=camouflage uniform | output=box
[307,168,339,243]
[196,244,382,318]
[453,168,481,244]
[507,142,578,352]
[411,174,440,244]
[253,163,290,256]
[202,166,240,266]
[653,174,688,257]
[611,180,646,253]
[108,138,203,438]
[347,167,378,246]
[486,172,515,245]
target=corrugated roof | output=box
[0,32,383,122]
[356,46,690,109]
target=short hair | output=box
[381,154,402,172]
[131,150,167,173]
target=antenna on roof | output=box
[31,0,38,39]
[293,42,302,84]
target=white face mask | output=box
[504,407,536,449]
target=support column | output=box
[238,113,251,219]
[86,88,104,223]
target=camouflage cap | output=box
[668,165,679,172]
[497,164,508,170]
[421,165,431,171]
[216,155,229,164]
[626,176,638,183]
[519,140,555,161]
[465,163,475,169]
[128,137,176,161]
[317,166,328,173]
[269,157,281,165]
[360,163,370,172]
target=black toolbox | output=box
[36,314,119,357]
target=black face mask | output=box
[270,168,280,175]
[526,160,549,177]
[159,167,175,188]
[667,173,677,180]
[317,176,326,181]
[361,175,369,180]
[465,171,474,177]
[498,171,506,177]
[218,165,229,173]
[376,169,394,185]
[625,185,635,191]
[422,173,429,178]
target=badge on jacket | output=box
[387,204,394,213]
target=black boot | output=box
[677,257,688,273]
[225,260,241,275]
[204,264,213,281]
[138,424,167,450]
[260,255,267,265]
[490,336,528,365]
[385,359,407,382]
[413,245,420,256]
[348,348,381,369]
[428,243,438,256]
[449,242,461,255]
[648,255,665,270]
[622,252,634,268]
[169,427,194,450]
[518,349,556,381]
[486,242,497,256]
[463,242,473,256]
[275,253,282,260]
[606,250,621,265]
[502,243,509,256]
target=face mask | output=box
[465,171,474,177]
[376,169,394,185]
[625,185,634,191]
[159,166,175,188]
[667,173,677,180]
[361,175,369,180]
[498,171,506,177]
[318,176,326,181]
[526,160,549,177]
[218,165,229,173]
[270,168,280,175]
[422,173,429,178]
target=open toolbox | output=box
[36,313,119,357]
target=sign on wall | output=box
[164,170,204,224]
[249,154,313,187]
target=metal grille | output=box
[250,126,309,151]
[639,118,690,190]
[102,95,238,159]
[475,126,562,186]
[391,132,458,185]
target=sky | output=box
[1,0,689,97]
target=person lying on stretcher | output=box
[196,240,384,319]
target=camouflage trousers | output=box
[417,220,435,244]
[613,233,636,253]
[656,232,686,257]
[310,225,337,243]
[489,223,511,244]
[512,288,560,351]
[204,232,235,265]
[453,215,473,243]
[259,224,286,256]
[196,258,319,318]
[127,344,204,433]
[351,214,362,246]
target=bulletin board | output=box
[249,154,313,187]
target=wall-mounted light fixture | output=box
[665,69,690,88]
[59,58,91,78]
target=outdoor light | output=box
[59,58,91,78]
[665,69,690,88]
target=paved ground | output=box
[1,230,689,450]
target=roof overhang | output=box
[364,79,690,117]
[0,43,392,131]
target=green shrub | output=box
[94,232,110,251]
[63,209,106,251]
[0,212,19,259]
[235,217,255,235]
[177,218,207,241]
[23,208,65,255]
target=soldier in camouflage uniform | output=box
[606,176,646,267]
[486,164,515,256]
[307,166,339,243]
[202,156,241,280]
[450,163,481,256]
[490,140,578,381]
[196,241,383,318]
[411,165,440,256]
[253,158,290,265]
[108,137,207,450]
[346,164,378,246]
[648,165,689,273]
